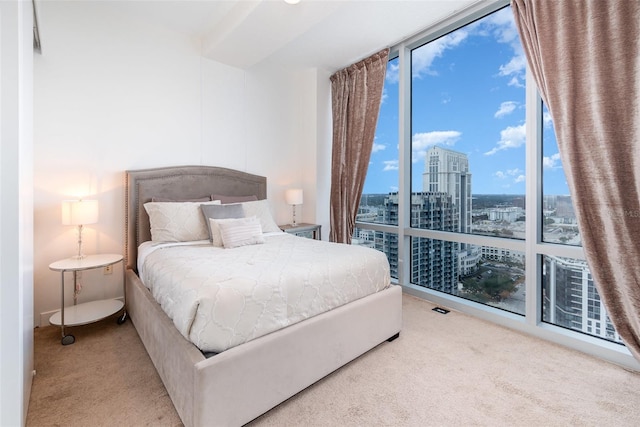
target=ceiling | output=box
[122,0,480,71]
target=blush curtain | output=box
[329,48,389,244]
[511,0,640,360]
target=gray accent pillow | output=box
[201,203,245,246]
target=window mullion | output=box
[397,43,411,286]
[525,67,542,326]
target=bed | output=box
[124,165,402,426]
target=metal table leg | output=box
[117,259,127,324]
[60,269,75,345]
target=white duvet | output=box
[139,233,390,353]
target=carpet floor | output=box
[27,293,640,426]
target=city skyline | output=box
[355,146,619,345]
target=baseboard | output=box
[39,310,58,327]
[38,296,125,327]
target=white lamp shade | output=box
[285,189,303,205]
[61,199,99,225]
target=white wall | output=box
[313,68,333,238]
[1,0,35,424]
[33,1,330,326]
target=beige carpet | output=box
[28,294,640,426]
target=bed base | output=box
[126,269,402,426]
[124,165,402,426]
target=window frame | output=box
[353,0,638,370]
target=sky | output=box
[363,6,570,196]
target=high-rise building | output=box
[555,195,576,220]
[423,147,479,281]
[543,256,621,343]
[423,146,472,233]
[368,147,476,292]
[380,192,459,292]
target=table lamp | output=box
[62,199,98,259]
[285,189,303,226]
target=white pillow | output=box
[215,216,265,249]
[230,199,281,233]
[144,201,220,242]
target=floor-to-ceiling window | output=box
[407,5,526,315]
[354,0,629,365]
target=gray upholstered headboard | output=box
[125,165,267,271]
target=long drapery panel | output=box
[329,48,389,244]
[511,0,640,360]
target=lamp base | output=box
[291,205,298,227]
[73,225,87,260]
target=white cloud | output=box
[491,6,527,81]
[485,7,520,42]
[499,55,526,88]
[386,61,399,84]
[507,168,522,176]
[371,143,386,154]
[485,123,526,155]
[494,168,523,181]
[494,101,518,118]
[543,152,562,169]
[507,76,525,88]
[493,168,526,188]
[412,30,469,79]
[383,160,398,171]
[543,111,553,128]
[412,130,461,162]
[498,55,527,77]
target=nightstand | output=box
[279,223,321,240]
[49,253,127,345]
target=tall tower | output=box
[423,146,479,282]
[423,146,472,233]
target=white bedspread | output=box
[139,233,390,353]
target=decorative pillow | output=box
[230,199,281,233]
[211,194,258,204]
[144,201,220,242]
[151,196,211,202]
[201,203,245,246]
[214,216,264,249]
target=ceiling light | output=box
[284,0,301,4]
